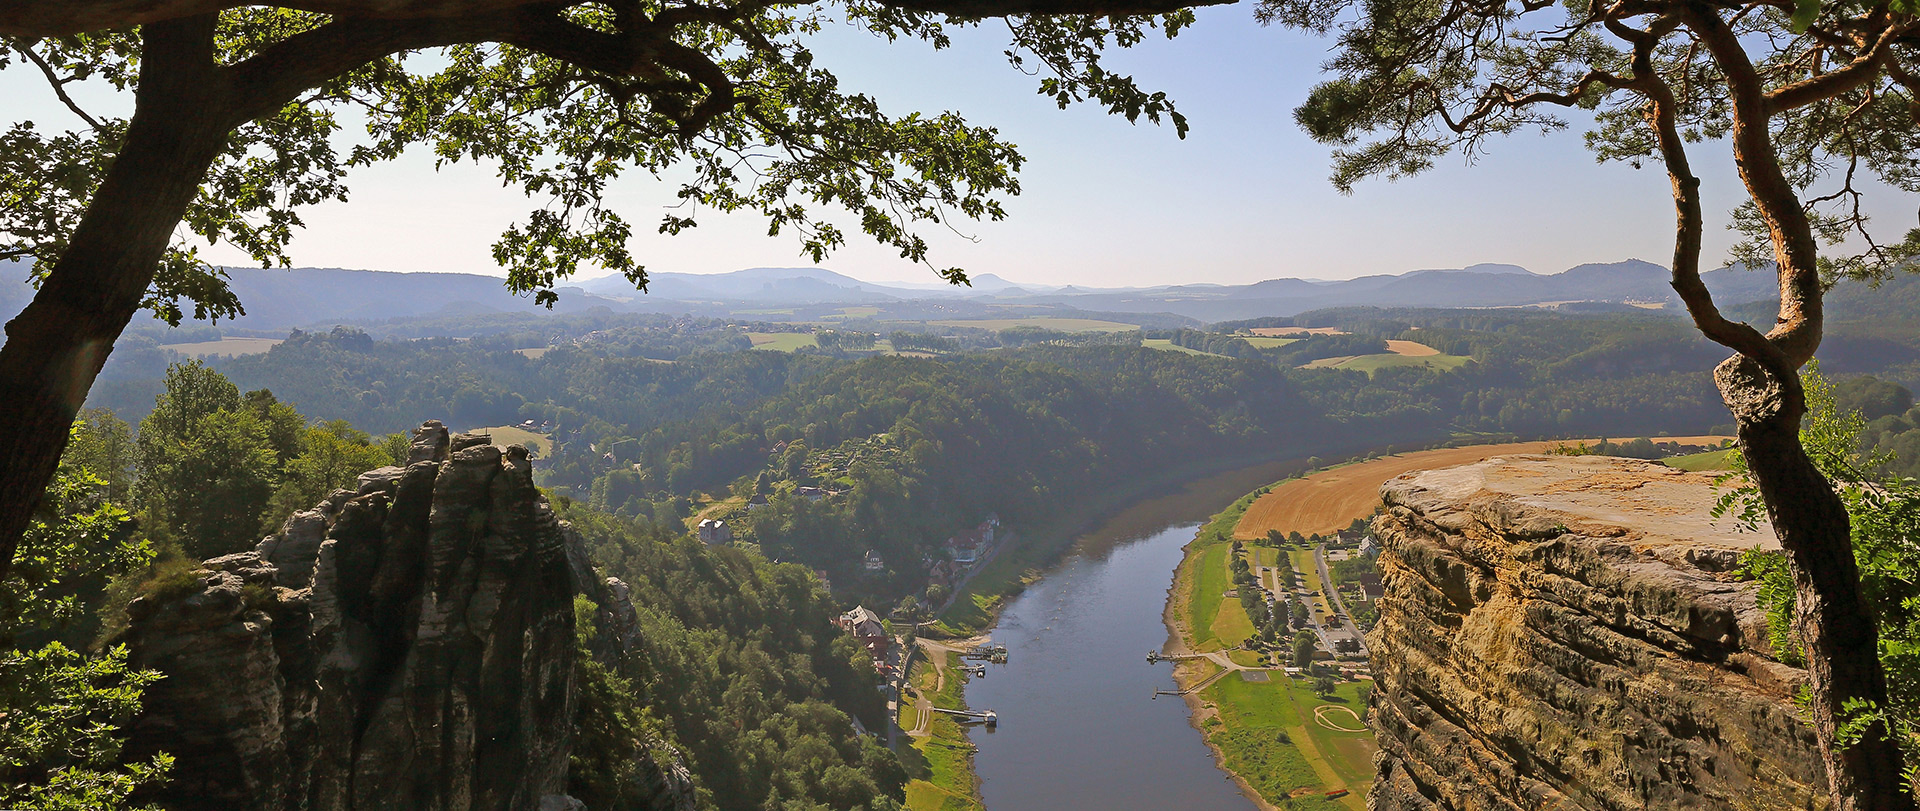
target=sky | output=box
[1,7,1905,289]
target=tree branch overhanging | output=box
[0,0,1237,38]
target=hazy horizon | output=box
[5,7,1902,289]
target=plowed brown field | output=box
[1232,437,1731,539]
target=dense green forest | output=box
[8,363,903,810]
[68,305,1784,611]
[564,507,903,811]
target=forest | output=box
[12,362,903,810]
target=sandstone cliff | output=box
[118,421,692,811]
[1366,455,1826,811]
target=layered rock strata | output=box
[117,421,676,811]
[1366,455,1826,811]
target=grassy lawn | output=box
[687,494,747,530]
[480,425,552,457]
[1228,649,1267,668]
[1188,543,1232,651]
[901,650,983,811]
[513,347,550,359]
[925,316,1139,332]
[1665,448,1736,471]
[158,336,283,357]
[1143,338,1224,357]
[747,332,819,351]
[1211,591,1256,647]
[1201,675,1374,809]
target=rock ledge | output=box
[1366,454,1825,811]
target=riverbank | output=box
[1164,470,1373,811]
[1160,439,1734,808]
[898,640,987,810]
[930,430,1446,636]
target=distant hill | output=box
[1021,260,1781,322]
[0,258,1790,334]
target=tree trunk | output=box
[1716,356,1912,811]
[0,15,230,580]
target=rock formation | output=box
[1366,455,1827,811]
[118,420,689,811]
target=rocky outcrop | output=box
[120,421,589,811]
[1366,455,1826,811]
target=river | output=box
[961,458,1307,811]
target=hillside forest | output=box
[21,285,1920,808]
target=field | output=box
[1233,437,1733,540]
[478,425,552,457]
[924,316,1139,333]
[1178,488,1267,651]
[1299,340,1470,374]
[1199,676,1375,809]
[1251,327,1346,336]
[513,347,549,359]
[1240,336,1300,349]
[159,337,283,357]
[1143,338,1223,356]
[1665,448,1737,471]
[746,332,819,351]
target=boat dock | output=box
[929,707,998,727]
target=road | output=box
[1312,546,1368,658]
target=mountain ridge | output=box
[0,258,1785,332]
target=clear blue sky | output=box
[0,7,1877,288]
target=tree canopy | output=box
[1260,1,1920,807]
[0,0,1229,582]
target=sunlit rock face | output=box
[1366,455,1827,811]
[119,421,584,811]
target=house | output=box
[746,494,770,512]
[797,486,828,502]
[812,569,833,594]
[1358,571,1384,601]
[837,605,889,659]
[696,519,733,545]
[864,550,885,572]
[1358,537,1380,558]
[946,528,986,565]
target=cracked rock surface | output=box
[120,421,582,811]
[1365,455,1826,811]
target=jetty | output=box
[1146,651,1208,664]
[929,707,998,727]
[962,644,1009,664]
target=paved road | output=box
[1312,546,1368,658]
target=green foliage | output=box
[0,426,170,809]
[2,2,1197,320]
[562,505,902,811]
[134,366,282,558]
[1262,0,1920,278]
[1725,363,1920,773]
[259,420,401,533]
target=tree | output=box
[63,409,136,506]
[260,419,399,532]
[1262,1,1920,805]
[0,425,170,809]
[135,363,279,557]
[1291,629,1316,669]
[0,0,1224,582]
[1311,674,1336,698]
